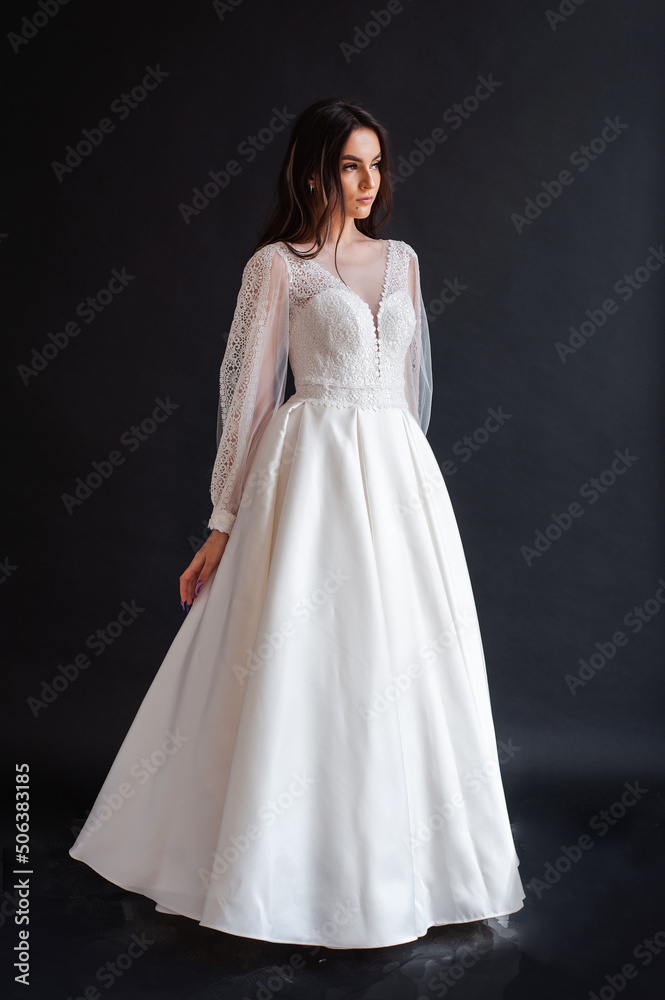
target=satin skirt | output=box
[69,396,525,949]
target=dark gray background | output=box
[2,1,664,996]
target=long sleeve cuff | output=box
[208,509,236,535]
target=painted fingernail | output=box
[194,580,203,596]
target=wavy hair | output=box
[252,97,392,269]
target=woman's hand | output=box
[179,529,229,612]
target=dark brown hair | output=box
[252,97,393,266]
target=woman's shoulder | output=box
[242,237,419,273]
[245,241,316,279]
[240,242,290,281]
[244,241,282,264]
[393,238,418,261]
[280,236,416,253]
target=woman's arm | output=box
[179,244,290,610]
[404,245,433,435]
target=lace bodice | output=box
[208,238,433,535]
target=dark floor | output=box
[4,775,664,1000]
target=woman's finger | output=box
[179,553,205,609]
[179,532,229,612]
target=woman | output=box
[70,97,525,949]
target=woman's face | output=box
[338,128,382,220]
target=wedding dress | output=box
[69,238,525,949]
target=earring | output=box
[309,183,314,192]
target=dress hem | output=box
[68,848,525,951]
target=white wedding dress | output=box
[69,238,525,949]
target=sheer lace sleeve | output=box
[208,244,290,535]
[403,244,433,435]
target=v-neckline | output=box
[288,239,392,337]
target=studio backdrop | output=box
[3,0,664,957]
